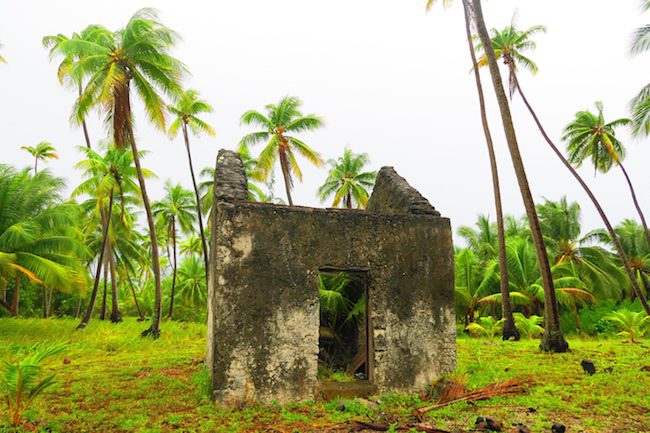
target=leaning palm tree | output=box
[318,148,376,209]
[562,102,649,247]
[475,16,650,317]
[426,0,520,341]
[20,142,58,174]
[60,9,186,337]
[470,0,567,351]
[152,182,196,319]
[168,89,215,277]
[238,96,324,206]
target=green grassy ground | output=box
[0,318,648,433]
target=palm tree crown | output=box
[562,102,630,174]
[239,96,324,206]
[21,142,59,174]
[318,149,376,209]
[475,22,546,97]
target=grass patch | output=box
[0,318,648,432]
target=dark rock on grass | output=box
[551,423,566,433]
[580,359,596,375]
[513,424,531,433]
[475,416,503,431]
[603,366,614,373]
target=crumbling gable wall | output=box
[207,150,456,403]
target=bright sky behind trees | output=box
[0,0,648,234]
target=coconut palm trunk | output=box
[100,252,109,320]
[278,145,294,206]
[78,83,92,149]
[109,247,122,323]
[462,0,519,340]
[11,275,20,316]
[126,272,145,321]
[617,163,650,247]
[119,90,162,337]
[472,0,568,352]
[168,218,178,319]
[509,71,650,315]
[182,123,209,280]
[78,193,113,329]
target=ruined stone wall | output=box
[208,204,455,403]
[207,150,456,403]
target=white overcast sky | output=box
[1,1,648,241]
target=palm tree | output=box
[318,148,376,209]
[475,14,650,318]
[73,145,150,326]
[153,182,196,319]
[454,247,499,325]
[20,142,59,174]
[168,89,215,277]
[42,29,101,149]
[563,102,649,247]
[426,0,519,340]
[238,96,324,206]
[474,21,546,98]
[0,166,88,316]
[470,0,567,351]
[60,9,186,337]
[176,255,207,308]
[629,0,650,136]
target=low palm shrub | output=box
[514,313,544,338]
[604,308,650,343]
[1,343,66,427]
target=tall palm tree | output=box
[318,148,376,209]
[43,29,101,149]
[0,166,88,316]
[470,0,567,352]
[426,0,519,340]
[168,89,215,277]
[60,9,186,337]
[563,102,649,247]
[152,182,196,319]
[476,20,650,315]
[238,96,324,206]
[20,142,58,174]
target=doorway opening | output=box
[317,268,370,393]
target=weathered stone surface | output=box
[207,150,456,404]
[366,167,440,216]
[214,149,248,202]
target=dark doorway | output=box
[317,269,369,385]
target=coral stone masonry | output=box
[207,149,456,403]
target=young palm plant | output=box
[318,148,376,209]
[475,17,650,316]
[20,142,58,174]
[466,316,503,339]
[604,308,650,343]
[60,9,187,337]
[152,182,196,319]
[238,96,324,206]
[1,343,66,427]
[168,89,215,277]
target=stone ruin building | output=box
[207,149,456,403]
